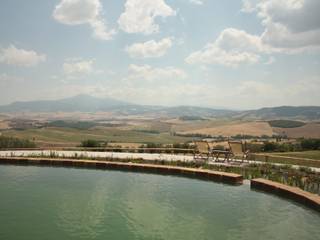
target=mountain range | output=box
[0,94,319,120]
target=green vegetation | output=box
[173,132,212,138]
[80,139,102,148]
[232,134,276,140]
[301,138,320,150]
[48,120,97,130]
[0,136,36,149]
[261,142,300,152]
[248,138,320,154]
[179,116,205,121]
[268,120,306,128]
[133,129,160,134]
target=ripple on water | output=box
[0,165,319,240]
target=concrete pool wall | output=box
[1,156,320,212]
[0,156,243,185]
[251,178,320,212]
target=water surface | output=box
[0,165,319,240]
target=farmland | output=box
[273,123,320,138]
[1,111,320,147]
[1,127,192,147]
[178,121,274,137]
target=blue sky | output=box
[0,0,319,109]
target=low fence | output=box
[249,153,320,168]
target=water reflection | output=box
[0,165,319,240]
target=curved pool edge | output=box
[0,156,243,185]
[251,178,320,212]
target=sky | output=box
[0,0,319,109]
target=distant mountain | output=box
[0,96,319,120]
[0,94,134,112]
[239,106,320,121]
[160,106,234,117]
[0,95,232,117]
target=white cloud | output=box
[118,0,176,34]
[0,45,46,67]
[188,0,320,67]
[127,64,187,81]
[53,0,115,40]
[63,59,94,75]
[237,81,278,95]
[241,0,258,13]
[186,28,263,67]
[242,0,320,51]
[186,45,260,67]
[215,28,268,53]
[189,0,204,5]
[187,1,320,68]
[125,37,173,58]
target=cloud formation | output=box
[187,0,320,67]
[243,0,320,51]
[0,45,46,67]
[127,64,187,81]
[186,28,262,67]
[63,58,94,75]
[118,0,176,34]
[189,0,204,5]
[126,38,173,58]
[53,0,115,40]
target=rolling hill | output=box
[240,106,320,120]
[0,94,233,117]
[0,95,319,120]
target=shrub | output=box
[80,139,101,148]
[262,142,277,152]
[0,136,36,149]
[301,139,320,150]
[48,120,97,130]
[268,120,306,128]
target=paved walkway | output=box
[0,150,194,162]
[0,150,320,172]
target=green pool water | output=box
[0,165,319,240]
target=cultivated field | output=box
[1,127,192,147]
[179,121,274,137]
[1,112,320,147]
[273,123,320,138]
[0,121,9,129]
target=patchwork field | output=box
[1,113,320,148]
[1,127,192,147]
[273,123,320,138]
[0,121,9,129]
[179,121,274,137]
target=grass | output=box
[1,127,193,146]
